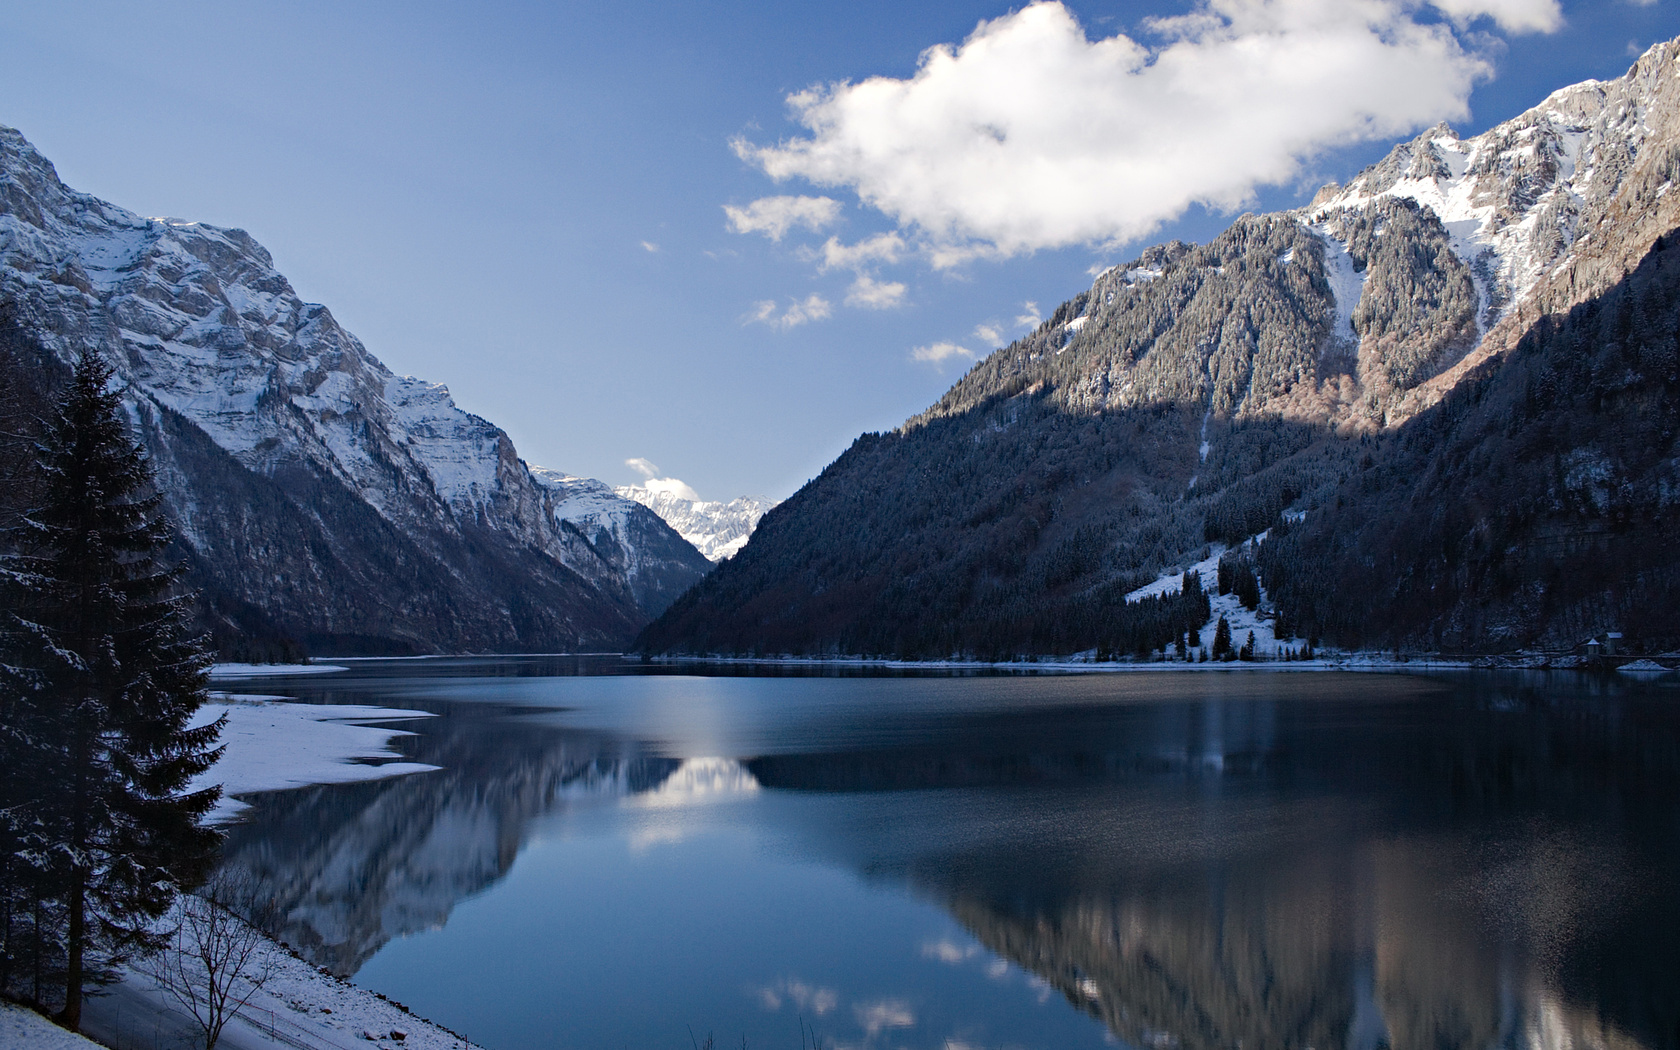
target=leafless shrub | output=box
[143,873,279,1050]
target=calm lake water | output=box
[217,659,1680,1050]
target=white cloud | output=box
[816,232,906,272]
[625,458,701,501]
[1015,302,1042,329]
[911,341,974,364]
[1430,0,1562,32]
[732,0,1538,260]
[854,999,915,1037]
[640,240,660,253]
[972,322,1004,345]
[745,294,833,329]
[922,939,979,964]
[846,273,907,309]
[723,195,842,240]
[753,979,838,1016]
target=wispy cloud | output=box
[732,0,1559,262]
[921,938,980,964]
[816,232,906,272]
[724,195,842,241]
[1431,0,1562,32]
[745,294,833,329]
[846,273,907,309]
[752,978,839,1016]
[640,240,660,253]
[854,999,915,1037]
[911,341,974,365]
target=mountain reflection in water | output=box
[218,667,1680,1050]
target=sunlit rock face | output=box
[921,38,1680,433]
[0,125,709,653]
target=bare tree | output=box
[145,873,279,1050]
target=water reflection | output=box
[220,668,1680,1050]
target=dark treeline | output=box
[0,351,221,1029]
[1260,228,1680,652]
[640,387,1259,660]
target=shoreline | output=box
[632,652,1672,674]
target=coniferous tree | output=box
[0,350,223,1028]
[1212,615,1232,660]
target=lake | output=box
[216,659,1680,1050]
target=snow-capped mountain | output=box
[614,485,778,561]
[0,124,710,654]
[531,470,716,614]
[916,38,1680,434]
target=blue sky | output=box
[1,0,1675,500]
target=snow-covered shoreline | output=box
[641,653,1481,673]
[210,662,349,679]
[12,686,470,1049]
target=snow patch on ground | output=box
[1126,537,1299,659]
[82,908,489,1050]
[2,1003,105,1049]
[191,698,440,823]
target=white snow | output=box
[1617,659,1673,676]
[210,663,348,679]
[84,909,489,1050]
[613,483,779,562]
[1125,535,1298,659]
[1312,224,1366,344]
[190,697,440,823]
[2,1003,105,1050]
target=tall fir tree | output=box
[0,350,223,1029]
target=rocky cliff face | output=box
[0,125,709,654]
[642,40,1680,657]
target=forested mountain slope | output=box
[0,126,710,656]
[642,40,1680,658]
[1259,228,1680,652]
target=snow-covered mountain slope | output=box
[0,124,709,652]
[1306,39,1680,420]
[614,485,778,561]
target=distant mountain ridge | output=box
[642,39,1680,658]
[614,486,778,561]
[0,125,711,655]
